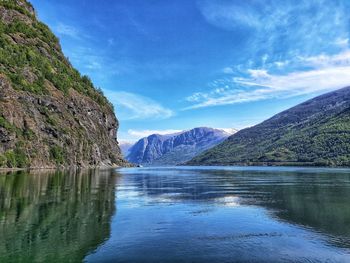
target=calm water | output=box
[1,167,350,262]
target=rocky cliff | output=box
[187,87,350,167]
[127,127,234,165]
[0,0,127,168]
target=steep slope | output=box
[187,87,350,167]
[127,127,234,165]
[0,0,127,168]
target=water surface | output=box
[1,167,350,262]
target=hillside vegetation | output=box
[187,87,350,167]
[0,0,127,168]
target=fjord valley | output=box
[125,127,234,166]
[1,0,350,262]
[188,87,350,167]
[0,0,127,168]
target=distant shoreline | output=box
[184,162,350,168]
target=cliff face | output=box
[0,0,127,168]
[187,87,350,167]
[127,127,233,166]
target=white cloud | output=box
[247,69,269,78]
[261,54,269,65]
[184,51,350,109]
[197,0,350,61]
[85,61,102,70]
[120,128,237,142]
[299,50,350,68]
[223,67,234,74]
[274,61,289,68]
[104,90,174,120]
[219,128,238,134]
[197,0,262,30]
[128,129,183,139]
[55,23,80,39]
[193,1,350,112]
[236,66,350,94]
[119,140,135,145]
[334,38,349,49]
[118,129,182,142]
[184,88,267,110]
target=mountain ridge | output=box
[187,87,350,167]
[126,127,236,166]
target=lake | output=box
[1,167,350,262]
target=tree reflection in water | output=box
[0,169,119,262]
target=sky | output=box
[31,0,350,142]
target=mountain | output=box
[126,127,235,165]
[187,87,350,167]
[0,0,127,168]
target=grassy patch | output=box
[2,148,28,168]
[50,146,64,165]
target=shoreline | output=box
[0,163,134,173]
[183,161,350,169]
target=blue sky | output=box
[31,0,350,142]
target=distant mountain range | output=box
[126,127,236,166]
[187,87,350,167]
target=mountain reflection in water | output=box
[0,169,118,262]
[1,167,350,262]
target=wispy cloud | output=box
[222,67,234,74]
[197,0,262,30]
[104,90,174,120]
[219,128,238,134]
[55,23,80,39]
[299,50,350,68]
[236,66,350,96]
[128,129,182,138]
[85,61,102,70]
[118,129,183,142]
[197,0,350,58]
[334,38,349,49]
[184,51,350,109]
[66,47,127,80]
[67,47,105,72]
[186,1,350,110]
[121,128,236,142]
